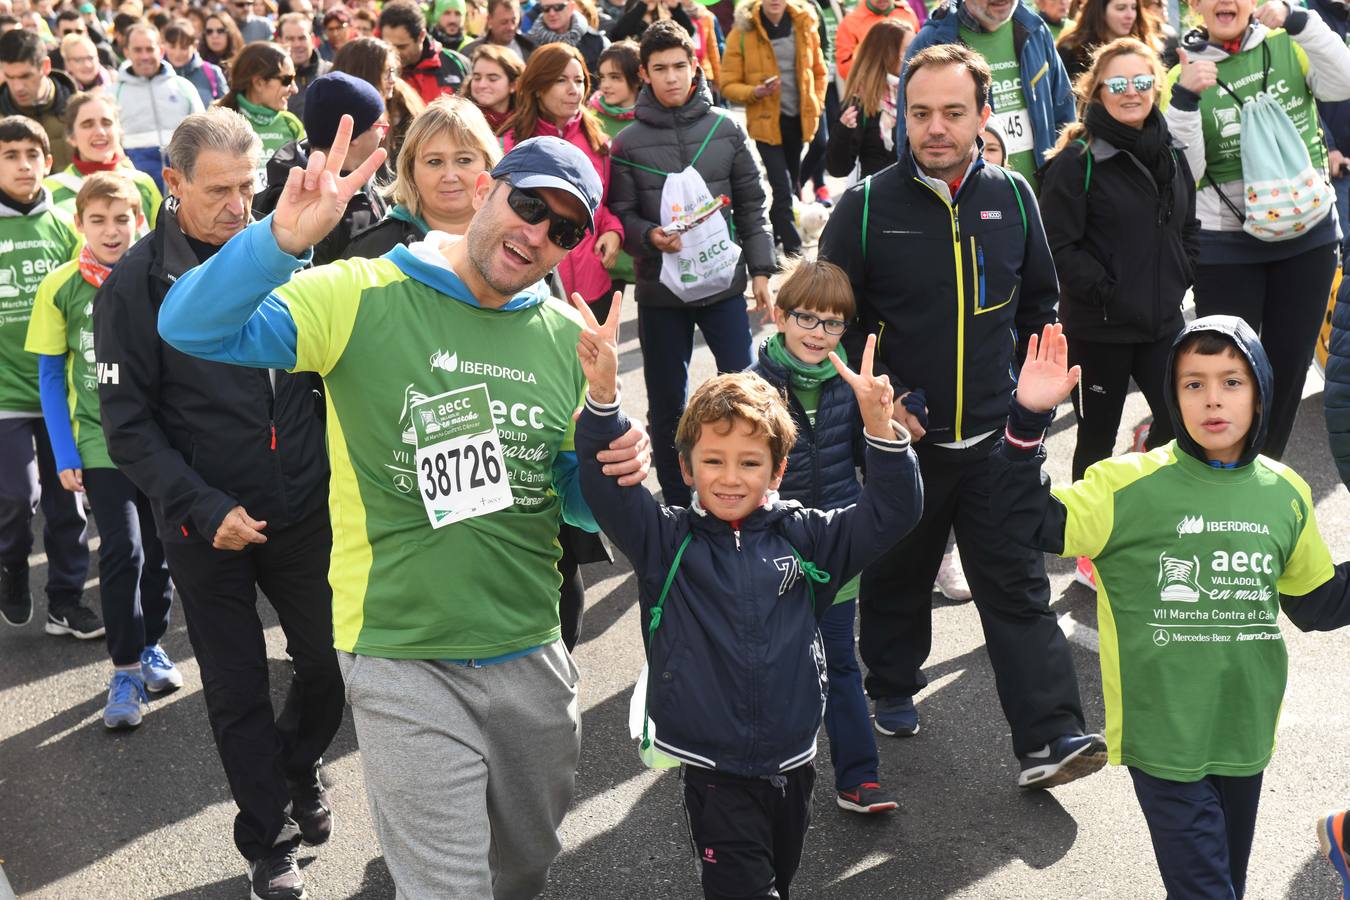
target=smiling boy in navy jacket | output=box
[572,292,922,899]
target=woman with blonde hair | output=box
[1039,37,1197,587]
[346,95,502,256]
[825,16,911,179]
[502,41,623,318]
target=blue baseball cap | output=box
[490,136,602,232]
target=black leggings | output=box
[1066,333,1177,481]
[1193,241,1339,460]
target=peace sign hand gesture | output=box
[571,290,624,404]
[829,334,897,440]
[1016,323,1081,414]
[271,114,388,256]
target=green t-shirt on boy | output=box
[962,22,1038,184]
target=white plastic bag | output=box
[658,165,741,303]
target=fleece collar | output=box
[387,231,551,311]
[0,186,51,218]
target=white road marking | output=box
[27,535,101,568]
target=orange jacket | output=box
[719,0,827,145]
[835,0,918,81]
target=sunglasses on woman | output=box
[505,184,589,250]
[1103,74,1155,95]
[271,73,296,86]
[205,26,227,34]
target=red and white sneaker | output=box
[1131,421,1152,453]
[836,782,899,814]
[1074,556,1097,590]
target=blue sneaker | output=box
[1317,810,1350,899]
[140,644,183,693]
[103,671,149,730]
[873,696,920,737]
[1017,733,1108,788]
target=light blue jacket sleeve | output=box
[38,354,81,473]
[158,214,312,369]
[552,450,599,532]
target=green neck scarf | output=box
[765,333,846,391]
[389,203,430,235]
[236,94,280,128]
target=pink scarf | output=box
[78,244,112,288]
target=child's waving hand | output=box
[829,334,897,439]
[1017,323,1081,414]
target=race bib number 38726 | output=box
[410,384,514,528]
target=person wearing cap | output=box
[254,71,386,264]
[430,0,471,51]
[277,11,332,118]
[157,126,652,899]
[319,6,353,60]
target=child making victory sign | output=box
[571,290,922,900]
[991,319,1350,900]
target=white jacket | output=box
[112,60,204,153]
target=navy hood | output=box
[1163,315,1273,468]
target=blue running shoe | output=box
[140,644,183,693]
[1318,810,1350,899]
[1018,733,1108,788]
[103,671,148,730]
[873,696,920,737]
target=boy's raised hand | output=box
[829,334,896,439]
[571,290,623,404]
[1017,323,1081,413]
[272,114,387,256]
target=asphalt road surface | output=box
[4,297,1350,900]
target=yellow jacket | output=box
[720,0,827,145]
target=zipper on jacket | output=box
[915,178,967,441]
[734,528,741,550]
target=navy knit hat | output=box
[302,72,385,150]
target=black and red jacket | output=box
[398,34,469,104]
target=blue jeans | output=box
[636,296,753,506]
[819,598,881,789]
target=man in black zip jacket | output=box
[819,43,1107,790]
[93,109,341,900]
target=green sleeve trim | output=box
[1053,447,1176,559]
[1268,462,1336,595]
[23,260,80,355]
[281,257,404,376]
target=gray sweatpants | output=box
[339,641,581,900]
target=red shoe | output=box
[1074,556,1096,590]
[814,185,833,207]
[1131,421,1151,453]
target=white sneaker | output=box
[934,550,973,602]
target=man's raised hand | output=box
[1017,323,1080,414]
[272,114,387,256]
[571,290,623,404]
[829,334,896,439]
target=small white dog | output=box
[792,200,831,249]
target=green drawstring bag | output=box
[627,532,830,770]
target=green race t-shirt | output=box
[1161,30,1324,187]
[23,260,113,470]
[238,95,306,188]
[962,21,1037,183]
[1055,443,1334,781]
[0,203,81,413]
[276,252,587,659]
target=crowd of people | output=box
[1,0,1350,896]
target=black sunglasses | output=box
[538,3,568,12]
[504,184,589,250]
[271,73,296,86]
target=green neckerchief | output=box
[864,0,891,15]
[765,332,846,391]
[236,94,282,129]
[592,94,636,119]
[389,203,430,234]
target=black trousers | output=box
[557,523,608,651]
[0,417,89,607]
[682,763,815,900]
[163,507,344,862]
[1067,333,1177,481]
[1129,767,1263,900]
[1193,241,1338,459]
[755,113,824,257]
[83,467,172,667]
[858,433,1086,756]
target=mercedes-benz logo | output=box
[392,472,415,494]
[1153,629,1170,647]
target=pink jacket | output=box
[503,114,623,303]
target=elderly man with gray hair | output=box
[93,107,342,900]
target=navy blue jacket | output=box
[576,401,921,777]
[899,0,1076,172]
[1324,271,1350,485]
[748,340,863,510]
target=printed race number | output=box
[410,385,513,528]
[999,109,1034,156]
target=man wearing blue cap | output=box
[254,72,387,265]
[157,124,650,900]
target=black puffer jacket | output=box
[1038,130,1199,344]
[749,339,863,510]
[609,71,776,308]
[93,202,328,544]
[253,139,386,265]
